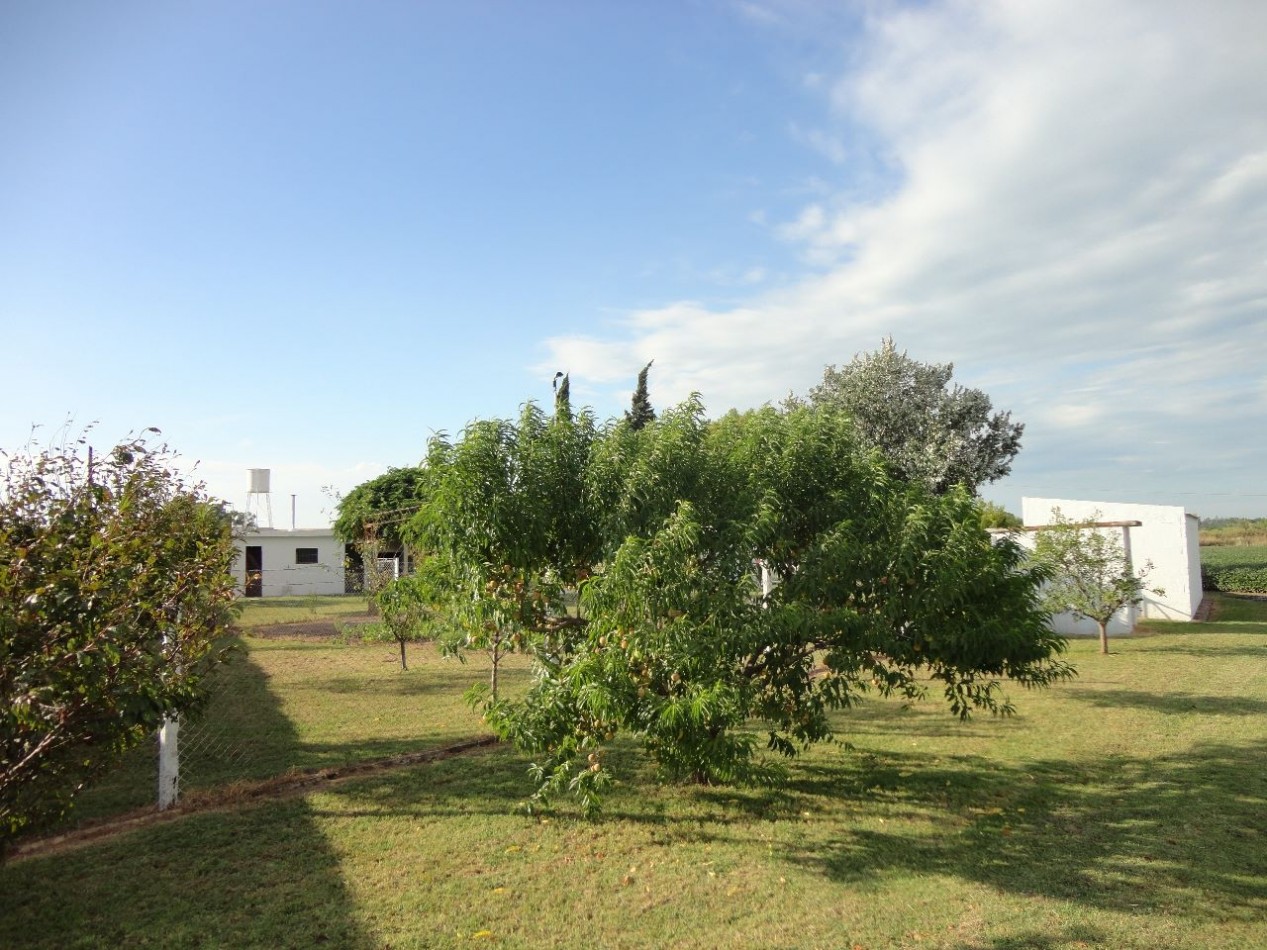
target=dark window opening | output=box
[296,547,319,564]
[245,546,263,597]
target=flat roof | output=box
[239,528,336,539]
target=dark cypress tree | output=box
[553,372,571,420]
[624,360,656,430]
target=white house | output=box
[1017,497,1202,636]
[234,528,348,598]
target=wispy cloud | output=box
[540,0,1267,513]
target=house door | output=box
[245,546,263,597]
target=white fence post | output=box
[158,715,179,809]
[158,614,181,810]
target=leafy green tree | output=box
[624,360,656,431]
[405,402,599,702]
[436,395,1070,814]
[333,466,426,611]
[0,435,238,844]
[1033,508,1163,655]
[979,500,1023,529]
[553,372,571,421]
[374,575,434,671]
[797,338,1024,495]
[333,466,426,548]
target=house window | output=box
[295,548,319,565]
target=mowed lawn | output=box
[63,608,513,824]
[3,596,1266,949]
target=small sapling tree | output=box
[374,575,433,671]
[355,532,400,615]
[1033,508,1163,654]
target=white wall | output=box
[234,528,347,598]
[1020,497,1202,635]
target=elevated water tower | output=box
[247,468,273,529]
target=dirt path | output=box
[243,614,379,640]
[7,737,500,864]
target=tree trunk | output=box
[399,638,408,671]
[490,641,501,703]
[1098,620,1109,655]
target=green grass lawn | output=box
[4,609,1266,949]
[64,634,522,824]
[233,593,376,629]
[1143,590,1267,630]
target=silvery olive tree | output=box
[798,338,1024,495]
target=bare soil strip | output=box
[243,614,377,640]
[8,736,499,863]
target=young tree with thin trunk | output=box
[375,575,433,671]
[403,402,599,704]
[1033,508,1163,655]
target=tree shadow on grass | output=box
[1130,643,1267,659]
[1066,688,1267,716]
[55,634,501,830]
[314,725,1267,927]
[778,738,1267,923]
[0,639,378,950]
[0,798,378,949]
[46,640,297,825]
[313,672,474,696]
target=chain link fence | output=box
[54,609,501,831]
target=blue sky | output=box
[2,0,1264,526]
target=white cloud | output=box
[1040,403,1104,430]
[540,0,1267,512]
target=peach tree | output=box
[404,400,600,702]
[405,396,1071,814]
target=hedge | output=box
[1201,545,1267,593]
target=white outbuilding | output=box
[234,528,349,598]
[1017,497,1203,637]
